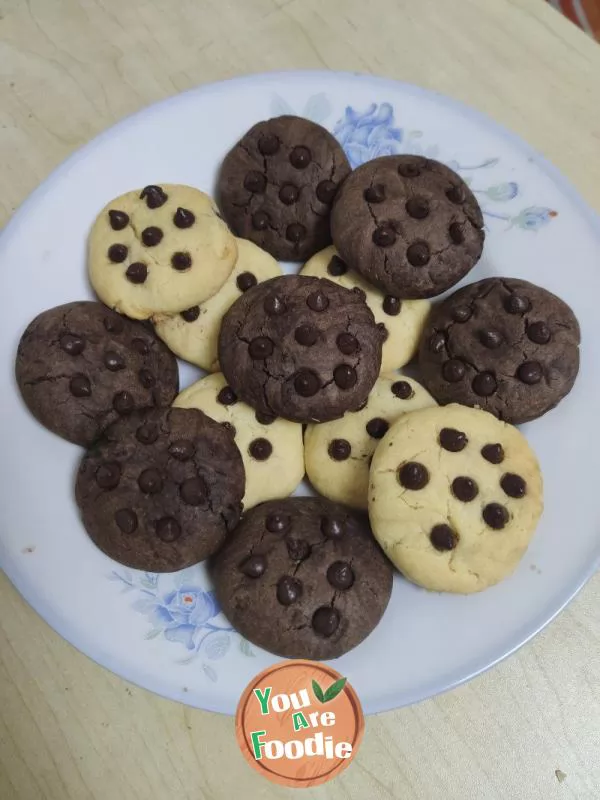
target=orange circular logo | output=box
[235,660,364,788]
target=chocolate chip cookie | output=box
[218,274,383,423]
[418,278,581,424]
[212,497,393,659]
[330,155,484,298]
[217,116,351,261]
[15,302,179,446]
[369,404,543,593]
[76,407,245,571]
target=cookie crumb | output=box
[555,769,567,783]
[22,546,36,554]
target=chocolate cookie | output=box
[16,302,179,446]
[75,407,245,571]
[418,278,581,424]
[212,497,393,659]
[330,155,484,298]
[217,115,351,261]
[218,274,383,423]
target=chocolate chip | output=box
[430,524,458,551]
[113,390,134,415]
[452,476,479,502]
[392,380,414,399]
[266,513,291,533]
[294,370,320,397]
[240,554,266,578]
[277,576,302,606]
[295,325,318,346]
[115,508,137,534]
[439,428,468,452]
[221,422,236,437]
[336,332,359,355]
[398,461,429,490]
[156,517,181,542]
[483,503,509,529]
[316,180,337,204]
[407,241,430,267]
[236,271,257,292]
[327,561,354,590]
[169,439,195,460]
[501,473,527,498]
[138,369,155,388]
[442,359,466,382]
[244,171,267,193]
[248,336,274,360]
[125,262,148,284]
[372,225,396,247]
[333,364,357,390]
[104,315,124,334]
[131,338,149,355]
[449,222,465,244]
[504,294,530,314]
[446,185,465,204]
[171,251,192,270]
[429,333,446,353]
[327,256,347,276]
[258,134,279,155]
[252,211,270,230]
[383,296,401,316]
[108,244,127,263]
[321,517,346,539]
[141,226,163,247]
[256,411,276,425]
[406,197,429,219]
[286,537,311,561]
[479,329,502,349]
[138,468,163,494]
[180,477,208,505]
[69,374,91,398]
[364,184,386,203]
[173,207,195,228]
[328,439,351,460]
[181,306,200,322]
[140,185,167,209]
[286,223,306,243]
[398,161,421,178]
[279,184,299,204]
[307,291,329,311]
[472,372,497,396]
[96,462,121,489]
[249,438,272,461]
[217,386,237,405]
[527,321,551,344]
[109,210,129,230]
[366,418,389,439]
[103,351,125,371]
[290,145,311,168]
[452,305,472,323]
[264,294,286,315]
[60,334,85,356]
[312,606,340,637]
[517,361,543,385]
[136,423,159,445]
[481,443,504,464]
[377,323,389,341]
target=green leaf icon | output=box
[323,678,347,703]
[312,679,325,703]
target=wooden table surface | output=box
[1,1,600,798]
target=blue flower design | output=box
[511,206,558,231]
[334,103,403,167]
[150,585,220,650]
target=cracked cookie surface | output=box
[217,115,351,261]
[213,496,393,659]
[331,155,484,298]
[75,407,245,571]
[368,404,543,594]
[88,184,237,319]
[15,301,179,446]
[218,274,383,423]
[418,277,580,423]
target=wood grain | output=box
[1,0,600,798]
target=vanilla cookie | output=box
[305,375,436,509]
[88,184,237,319]
[369,404,543,593]
[174,373,304,509]
[301,246,430,372]
[154,239,281,371]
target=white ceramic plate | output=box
[1,71,599,715]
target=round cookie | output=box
[369,404,543,594]
[174,373,304,509]
[153,239,281,371]
[330,155,484,299]
[15,301,179,447]
[301,246,431,372]
[75,407,245,571]
[218,274,383,423]
[418,277,581,424]
[88,184,237,319]
[305,375,437,509]
[213,497,393,659]
[218,115,351,261]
